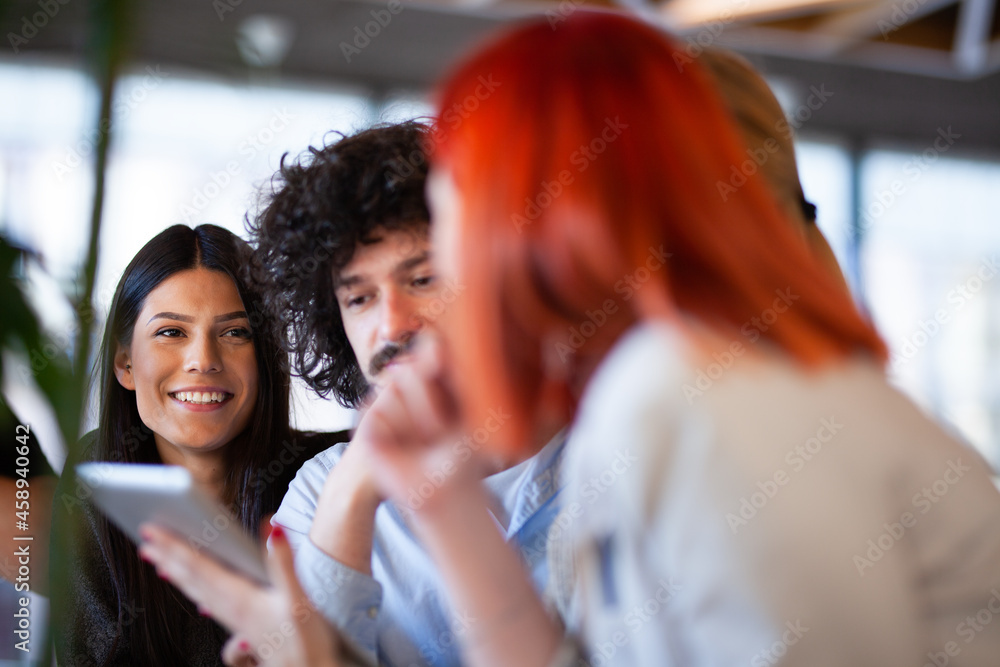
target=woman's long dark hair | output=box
[91,224,292,665]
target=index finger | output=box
[138,523,265,632]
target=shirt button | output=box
[368,606,378,619]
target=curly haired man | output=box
[249,121,567,667]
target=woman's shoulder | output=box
[52,431,104,521]
[575,322,690,430]
[62,429,101,466]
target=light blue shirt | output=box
[273,434,566,667]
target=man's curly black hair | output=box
[247,121,431,408]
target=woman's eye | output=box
[155,328,183,338]
[412,275,435,288]
[223,327,252,339]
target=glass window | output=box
[796,137,855,289]
[861,148,1000,468]
[376,91,434,124]
[796,136,1000,469]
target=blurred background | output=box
[1,0,999,476]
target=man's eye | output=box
[412,275,436,288]
[154,328,183,338]
[345,295,371,308]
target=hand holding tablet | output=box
[76,462,269,585]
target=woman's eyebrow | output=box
[146,311,248,325]
[147,311,192,325]
[214,311,248,323]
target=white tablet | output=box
[76,462,269,585]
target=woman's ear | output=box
[114,346,136,391]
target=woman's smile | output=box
[169,387,235,410]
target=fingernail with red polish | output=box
[198,606,210,617]
[238,640,251,652]
[270,524,284,540]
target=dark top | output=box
[51,428,349,667]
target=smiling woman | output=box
[50,225,345,667]
[116,267,260,478]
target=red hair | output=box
[431,11,886,453]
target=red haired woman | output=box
[362,11,1000,667]
[142,11,1000,667]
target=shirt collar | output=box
[482,428,568,538]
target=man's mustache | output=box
[369,337,415,377]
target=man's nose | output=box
[378,288,423,344]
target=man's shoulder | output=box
[272,434,357,530]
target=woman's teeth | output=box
[172,391,228,404]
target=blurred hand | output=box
[308,410,389,576]
[138,522,341,667]
[359,335,484,515]
[334,424,385,504]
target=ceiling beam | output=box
[810,0,958,52]
[718,24,971,78]
[954,0,996,73]
[661,0,871,30]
